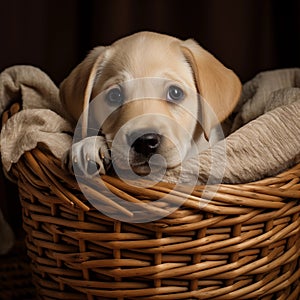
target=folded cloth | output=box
[0,65,72,172]
[196,68,300,184]
[232,68,300,130]
[196,100,300,184]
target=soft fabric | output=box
[232,68,300,130]
[196,99,300,184]
[163,69,300,184]
[0,65,72,171]
[226,68,300,182]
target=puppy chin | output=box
[116,159,160,176]
[111,145,184,177]
[130,156,182,177]
[113,156,181,177]
[131,163,152,176]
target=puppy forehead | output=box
[109,32,193,82]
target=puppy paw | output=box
[63,136,110,177]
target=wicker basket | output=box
[2,104,300,300]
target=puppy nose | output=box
[128,132,161,154]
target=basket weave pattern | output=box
[7,146,300,300]
[3,103,300,299]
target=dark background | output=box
[0,0,299,232]
[0,0,299,85]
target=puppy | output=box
[60,31,241,178]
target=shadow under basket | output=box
[4,143,299,300]
[0,240,36,300]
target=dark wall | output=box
[0,0,299,85]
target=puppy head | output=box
[60,31,241,175]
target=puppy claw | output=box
[62,136,110,177]
[86,160,101,176]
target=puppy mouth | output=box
[115,151,162,176]
[131,160,182,176]
[111,146,182,176]
[130,162,152,176]
[108,130,184,176]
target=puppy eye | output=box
[105,87,124,105]
[167,85,184,101]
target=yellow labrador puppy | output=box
[60,31,241,177]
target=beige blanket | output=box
[197,69,300,184]
[0,65,72,172]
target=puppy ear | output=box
[60,46,107,126]
[181,39,241,137]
